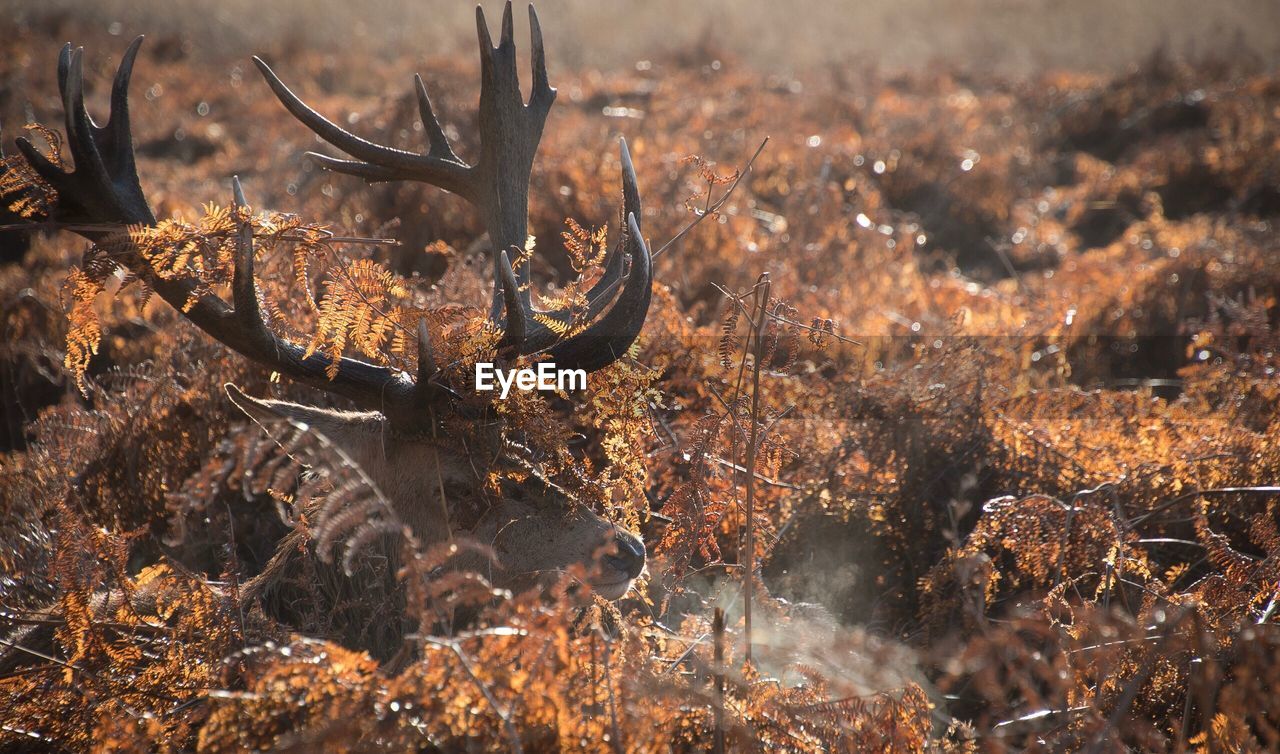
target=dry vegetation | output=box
[2,4,1280,752]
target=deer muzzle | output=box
[592,529,646,600]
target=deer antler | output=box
[253,1,651,372]
[11,38,431,413]
[15,39,154,227]
[10,2,651,424]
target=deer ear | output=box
[225,383,293,425]
[224,383,385,435]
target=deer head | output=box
[11,2,651,600]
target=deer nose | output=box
[604,530,646,579]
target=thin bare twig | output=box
[1129,486,1280,526]
[713,607,726,754]
[662,632,710,675]
[654,138,770,261]
[743,272,770,664]
[706,455,803,492]
[571,138,770,325]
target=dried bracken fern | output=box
[2,18,1280,754]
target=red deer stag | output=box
[8,2,651,602]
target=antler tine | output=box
[229,176,274,352]
[411,319,460,404]
[95,36,144,177]
[56,43,72,103]
[496,247,528,349]
[528,4,553,105]
[252,57,475,199]
[619,136,642,225]
[499,1,515,49]
[494,2,524,101]
[60,48,112,195]
[578,137,640,312]
[477,3,522,112]
[302,152,411,184]
[544,212,652,372]
[413,74,458,163]
[474,5,496,78]
[14,127,67,193]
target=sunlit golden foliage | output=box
[0,507,246,751]
[2,15,1279,753]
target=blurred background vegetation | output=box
[7,0,1279,74]
[3,0,1280,750]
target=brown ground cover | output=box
[2,6,1279,751]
